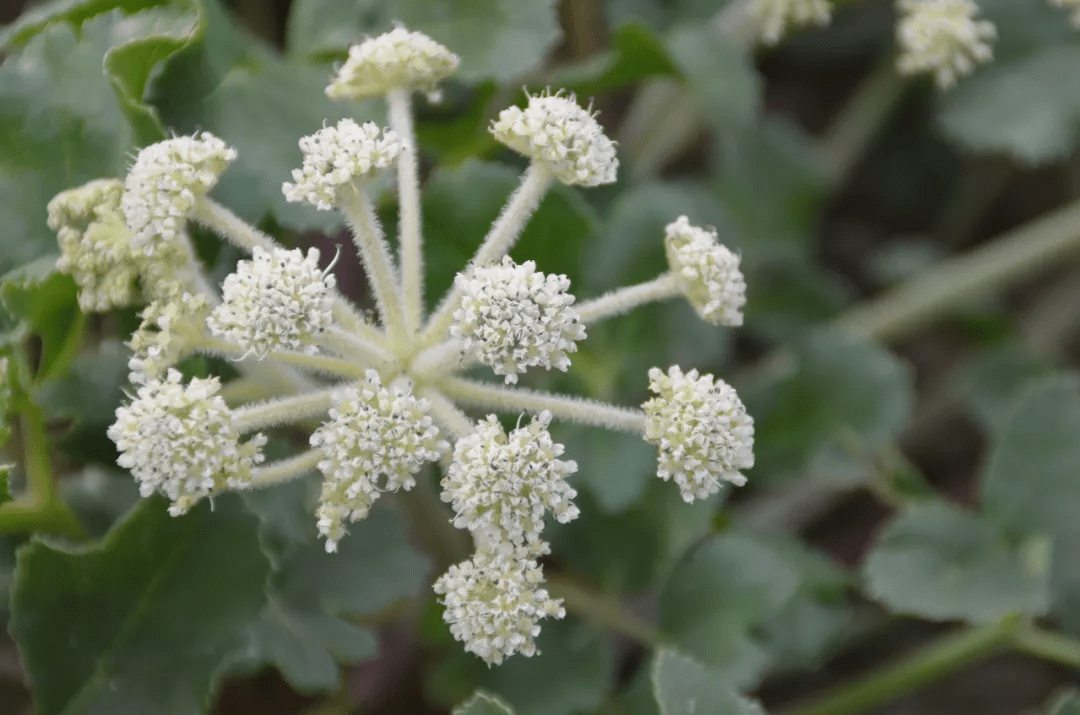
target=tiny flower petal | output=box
[326,27,460,101]
[282,119,401,210]
[896,0,996,89]
[451,257,586,384]
[752,0,832,44]
[127,291,211,385]
[310,371,445,551]
[664,216,746,327]
[108,368,265,515]
[121,133,237,251]
[491,91,618,187]
[642,365,754,502]
[441,411,578,546]
[207,246,336,359]
[433,541,565,665]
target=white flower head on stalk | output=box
[107,369,266,515]
[452,257,586,384]
[752,0,833,45]
[491,91,618,187]
[433,541,565,665]
[282,119,401,210]
[642,366,754,502]
[127,291,211,384]
[664,216,747,327]
[1050,0,1080,28]
[121,133,237,252]
[326,27,460,102]
[441,411,578,545]
[310,371,446,551]
[207,246,336,359]
[896,0,997,89]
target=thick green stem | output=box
[545,577,665,647]
[340,188,408,343]
[387,88,425,334]
[778,621,1017,715]
[1013,625,1080,670]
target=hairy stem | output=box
[419,387,477,439]
[194,337,370,380]
[576,273,681,324]
[232,387,340,433]
[387,88,425,334]
[340,188,408,343]
[318,326,399,371]
[436,377,646,433]
[249,449,323,488]
[193,198,279,253]
[410,338,471,378]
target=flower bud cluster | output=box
[896,0,996,88]
[491,92,618,187]
[326,27,460,101]
[127,291,211,384]
[207,246,336,359]
[452,257,585,384]
[107,369,266,515]
[642,366,755,503]
[309,371,445,551]
[664,216,746,327]
[283,119,401,210]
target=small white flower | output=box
[491,91,618,187]
[282,119,401,210]
[452,257,586,384]
[121,133,237,252]
[896,0,996,89]
[1050,0,1080,28]
[441,411,578,546]
[642,365,754,502]
[326,27,460,101]
[664,216,746,327]
[752,0,832,44]
[127,291,211,385]
[310,371,445,552]
[433,541,565,665]
[108,368,266,515]
[207,246,336,359]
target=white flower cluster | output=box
[896,0,996,88]
[752,0,833,44]
[326,27,460,101]
[309,371,445,551]
[451,257,586,384]
[121,133,237,251]
[107,369,266,515]
[208,246,336,359]
[642,366,754,503]
[282,119,401,210]
[433,541,565,665]
[127,292,211,384]
[1050,0,1080,27]
[442,411,579,545]
[491,92,618,187]
[664,216,746,327]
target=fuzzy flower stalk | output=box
[51,27,755,666]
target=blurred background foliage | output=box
[2,0,1080,714]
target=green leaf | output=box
[557,426,655,513]
[0,0,174,47]
[1,257,84,384]
[1045,690,1080,715]
[658,532,801,686]
[651,649,767,715]
[862,500,1052,622]
[937,45,1080,165]
[239,479,430,692]
[541,21,678,95]
[453,691,516,715]
[953,344,1053,432]
[150,0,368,232]
[285,0,561,82]
[0,467,10,507]
[10,496,272,715]
[38,339,129,432]
[741,328,913,485]
[663,22,759,133]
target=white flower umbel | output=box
[491,91,618,188]
[108,368,266,515]
[282,119,401,211]
[310,371,445,551]
[433,541,565,665]
[1050,0,1080,27]
[664,216,747,327]
[121,133,237,252]
[642,366,754,502]
[451,257,586,384]
[326,27,460,102]
[208,246,336,359]
[442,411,578,545]
[127,291,211,384]
[896,0,996,89]
[752,0,832,44]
